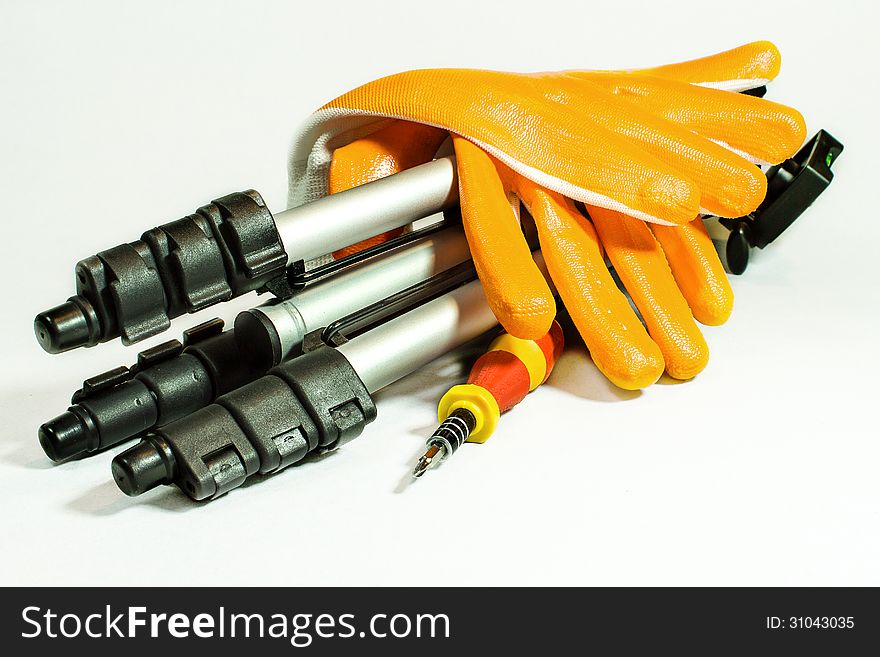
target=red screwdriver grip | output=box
[535,320,565,383]
[467,350,531,414]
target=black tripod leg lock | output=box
[715,129,844,275]
[111,345,377,501]
[34,190,289,353]
[38,315,277,463]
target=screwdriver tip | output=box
[412,443,444,479]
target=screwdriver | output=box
[412,319,564,478]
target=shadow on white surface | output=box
[391,419,446,494]
[547,343,641,403]
[67,480,196,515]
[2,385,66,471]
[65,443,349,516]
[655,373,691,386]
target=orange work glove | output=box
[288,42,806,389]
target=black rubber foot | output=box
[111,436,176,497]
[725,222,753,276]
[34,297,99,354]
[39,411,90,462]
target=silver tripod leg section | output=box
[337,279,497,394]
[250,225,472,361]
[274,156,459,264]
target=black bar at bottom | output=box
[1,587,876,655]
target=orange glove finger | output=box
[452,135,555,340]
[329,120,448,257]
[516,179,664,389]
[574,73,805,165]
[548,74,768,218]
[632,40,782,91]
[651,217,734,326]
[589,205,709,380]
[326,69,702,226]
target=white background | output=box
[0,0,877,586]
